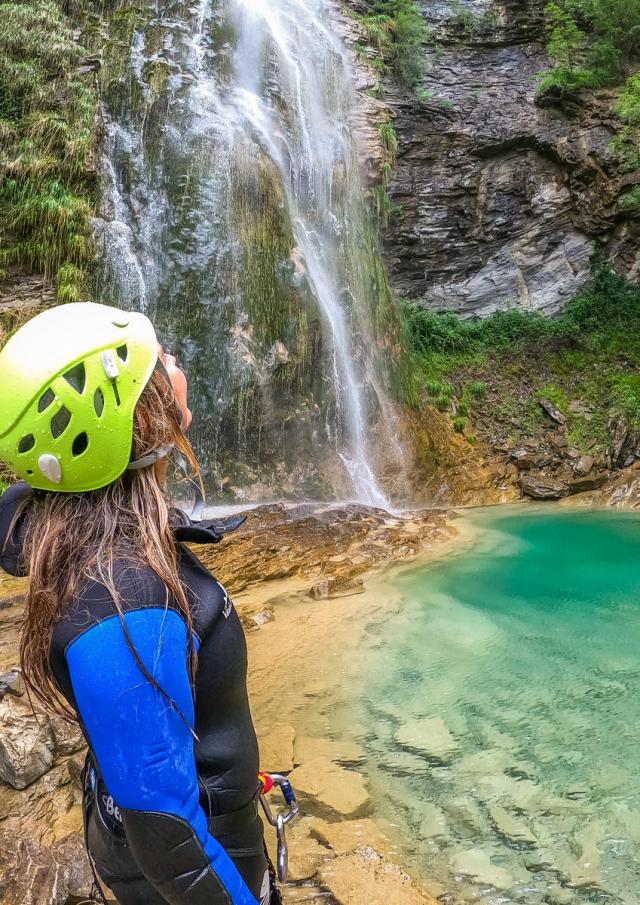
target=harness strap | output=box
[206,795,259,837]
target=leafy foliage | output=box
[403,266,640,443]
[353,0,430,86]
[612,73,640,174]
[538,0,640,94]
[0,0,97,295]
[447,1,498,37]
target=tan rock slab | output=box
[263,817,329,881]
[489,804,538,846]
[288,757,370,817]
[319,847,439,905]
[310,817,393,856]
[452,849,514,889]
[257,723,295,772]
[293,735,365,766]
[419,803,448,840]
[395,717,461,763]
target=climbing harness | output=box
[258,772,300,884]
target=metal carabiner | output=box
[258,772,300,883]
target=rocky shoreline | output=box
[0,502,457,905]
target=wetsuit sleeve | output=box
[65,607,258,905]
[0,482,32,576]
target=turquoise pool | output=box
[352,509,640,904]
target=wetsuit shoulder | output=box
[0,482,32,576]
[50,562,181,699]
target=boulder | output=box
[288,757,370,817]
[510,447,553,470]
[0,696,55,789]
[573,455,594,477]
[319,847,439,905]
[0,831,93,905]
[538,398,567,426]
[0,668,23,700]
[519,473,568,500]
[50,714,85,758]
[395,717,461,763]
[569,473,609,493]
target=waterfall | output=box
[95,0,404,506]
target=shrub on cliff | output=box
[0,0,96,298]
[353,0,430,86]
[539,0,640,93]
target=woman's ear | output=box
[158,348,192,431]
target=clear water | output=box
[348,509,640,904]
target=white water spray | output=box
[96,0,395,507]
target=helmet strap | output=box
[127,444,175,471]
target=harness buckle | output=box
[258,772,300,883]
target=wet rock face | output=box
[383,0,637,316]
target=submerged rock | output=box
[288,757,370,818]
[257,723,295,773]
[319,847,439,905]
[451,848,514,889]
[293,735,365,767]
[310,817,393,856]
[419,803,449,840]
[395,717,461,763]
[488,803,538,846]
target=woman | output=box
[0,302,276,905]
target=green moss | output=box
[0,0,97,292]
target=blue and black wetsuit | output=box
[0,483,271,905]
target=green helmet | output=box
[0,302,159,492]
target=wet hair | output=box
[19,368,201,721]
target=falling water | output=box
[95,0,404,505]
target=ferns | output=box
[0,0,96,298]
[353,0,430,87]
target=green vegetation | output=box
[538,1,640,185]
[0,0,97,297]
[374,119,402,226]
[613,73,640,174]
[447,1,498,37]
[403,265,640,448]
[539,0,640,94]
[352,0,431,86]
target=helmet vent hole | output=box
[38,389,55,413]
[93,387,105,418]
[50,406,71,439]
[116,344,128,362]
[18,434,35,454]
[72,432,89,457]
[63,363,86,394]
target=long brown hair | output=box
[18,368,201,721]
